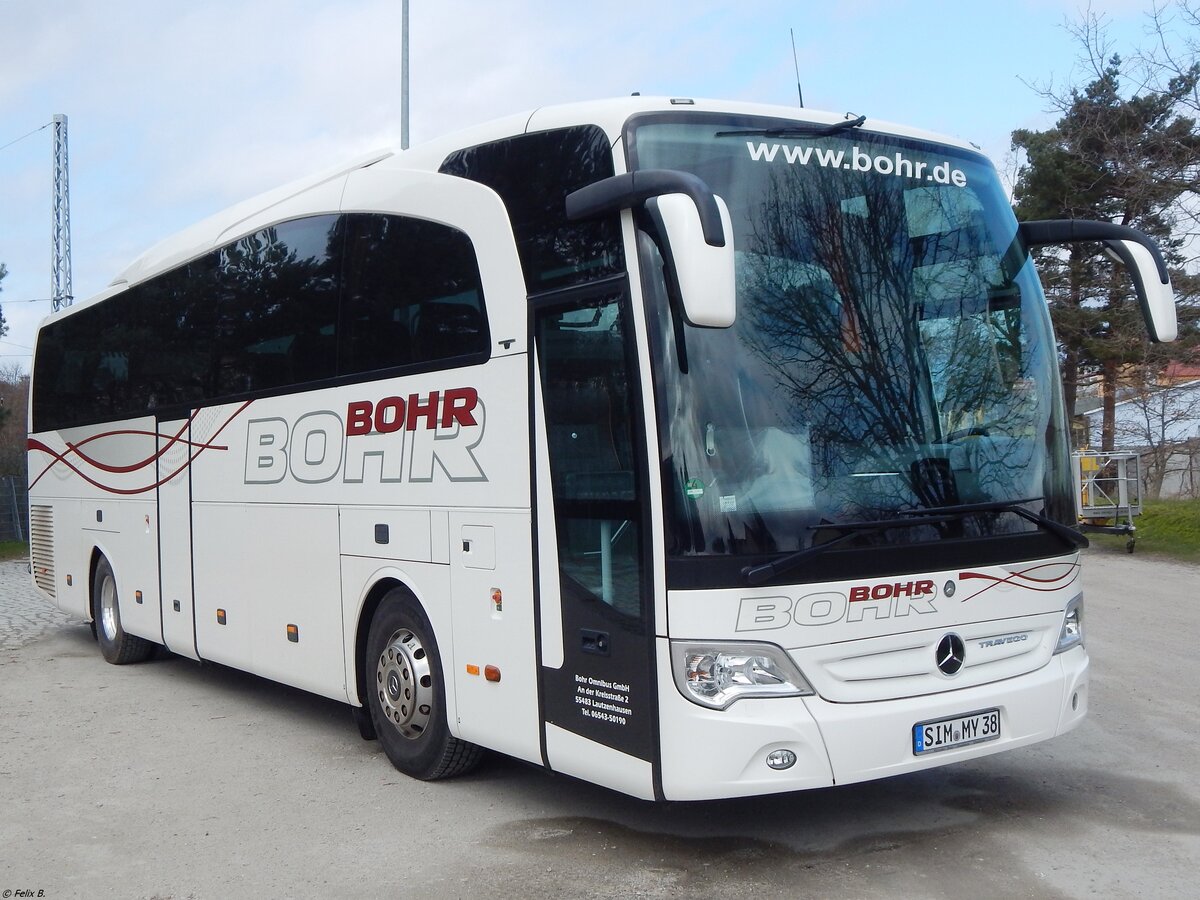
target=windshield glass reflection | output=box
[631,118,1073,561]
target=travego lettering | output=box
[244,388,486,485]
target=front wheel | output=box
[93,556,155,665]
[365,589,482,780]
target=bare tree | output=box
[1100,366,1200,498]
[0,362,29,477]
[0,262,8,339]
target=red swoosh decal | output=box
[60,415,203,473]
[27,401,252,495]
[957,562,1081,602]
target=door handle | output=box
[580,628,610,656]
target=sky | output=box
[0,0,1174,370]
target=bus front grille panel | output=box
[790,616,1062,702]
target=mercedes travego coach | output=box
[27,97,1177,800]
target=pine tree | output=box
[1011,55,1200,450]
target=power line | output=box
[0,121,51,154]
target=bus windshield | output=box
[629,116,1074,574]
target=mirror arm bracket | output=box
[1018,219,1170,283]
[566,169,726,247]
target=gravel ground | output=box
[2,551,1198,899]
[0,559,75,650]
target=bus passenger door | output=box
[533,289,658,800]
[157,416,199,660]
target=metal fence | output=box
[0,475,28,542]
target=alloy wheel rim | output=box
[375,628,434,740]
[99,574,118,642]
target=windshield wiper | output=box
[715,114,867,139]
[741,497,1087,587]
[742,524,891,586]
[899,498,1089,551]
[742,511,962,587]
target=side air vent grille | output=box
[29,504,55,598]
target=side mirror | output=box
[1019,219,1178,343]
[566,169,737,327]
[647,193,736,328]
[1101,239,1177,343]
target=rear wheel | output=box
[365,588,482,780]
[93,556,155,665]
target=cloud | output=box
[0,0,1173,366]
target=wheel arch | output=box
[87,544,111,622]
[352,577,403,708]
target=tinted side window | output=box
[32,292,128,430]
[32,212,489,432]
[32,215,343,431]
[138,259,215,411]
[210,215,342,395]
[30,273,182,429]
[439,126,623,295]
[340,214,488,375]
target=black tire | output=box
[92,556,155,665]
[351,703,378,741]
[365,588,482,780]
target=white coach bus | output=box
[27,97,1176,800]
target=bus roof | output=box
[98,96,980,301]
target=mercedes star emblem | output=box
[936,633,966,675]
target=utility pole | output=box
[401,0,410,150]
[51,113,73,311]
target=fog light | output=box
[766,749,797,770]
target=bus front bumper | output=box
[657,642,1088,801]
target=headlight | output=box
[1054,594,1084,654]
[671,640,814,710]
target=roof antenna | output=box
[790,28,804,108]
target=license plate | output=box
[912,708,1001,755]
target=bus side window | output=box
[211,216,341,396]
[439,125,624,295]
[340,213,489,375]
